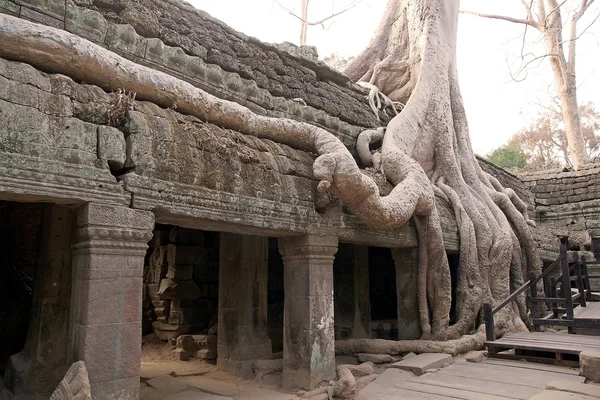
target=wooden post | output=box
[550,277,558,319]
[483,303,495,342]
[580,256,592,302]
[529,272,539,332]
[573,255,586,307]
[560,244,574,333]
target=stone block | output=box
[166,264,194,281]
[73,277,142,325]
[463,350,487,363]
[357,354,393,364]
[0,0,20,16]
[15,0,65,20]
[175,349,194,361]
[167,244,208,266]
[196,349,217,360]
[389,353,453,376]
[158,279,201,300]
[168,307,197,325]
[65,0,108,43]
[147,247,168,284]
[92,376,140,400]
[97,125,126,168]
[580,350,600,382]
[73,322,141,383]
[151,321,192,341]
[105,24,148,59]
[20,6,63,28]
[169,227,205,245]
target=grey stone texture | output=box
[391,247,422,340]
[579,350,600,382]
[334,244,371,340]
[217,233,272,378]
[278,234,338,391]
[357,354,393,364]
[69,203,154,399]
[389,353,454,376]
[546,380,600,397]
[3,204,75,399]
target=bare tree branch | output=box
[460,9,539,28]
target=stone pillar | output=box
[392,247,421,340]
[278,235,338,391]
[4,204,75,399]
[69,203,154,399]
[334,243,371,340]
[217,233,272,378]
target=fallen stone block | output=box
[463,350,487,363]
[196,349,217,360]
[358,353,393,364]
[152,321,192,341]
[580,350,600,382]
[546,380,600,398]
[175,349,194,361]
[389,353,453,376]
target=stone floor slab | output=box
[163,391,234,400]
[389,353,453,376]
[529,390,598,400]
[546,381,600,398]
[147,375,190,394]
[373,368,415,387]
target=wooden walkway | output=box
[573,301,600,327]
[362,358,586,400]
[486,331,600,366]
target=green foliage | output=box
[486,145,529,170]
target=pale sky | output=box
[187,0,600,156]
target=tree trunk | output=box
[300,0,309,46]
[542,1,589,169]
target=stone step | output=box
[389,353,453,376]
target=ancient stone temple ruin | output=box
[0,0,599,399]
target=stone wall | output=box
[144,226,218,341]
[0,0,386,153]
[520,163,600,231]
[477,156,535,208]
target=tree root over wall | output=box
[0,0,541,352]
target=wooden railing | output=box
[484,242,593,341]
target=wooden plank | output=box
[398,381,520,400]
[526,332,600,344]
[482,358,579,375]
[456,361,585,384]
[438,363,583,388]
[487,352,579,367]
[495,337,600,350]
[495,335,600,348]
[408,374,541,399]
[486,340,585,354]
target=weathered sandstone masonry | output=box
[0,0,584,397]
[70,204,154,399]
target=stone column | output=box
[278,235,338,391]
[334,243,371,340]
[217,233,272,378]
[69,203,154,399]
[392,247,421,340]
[4,204,75,399]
